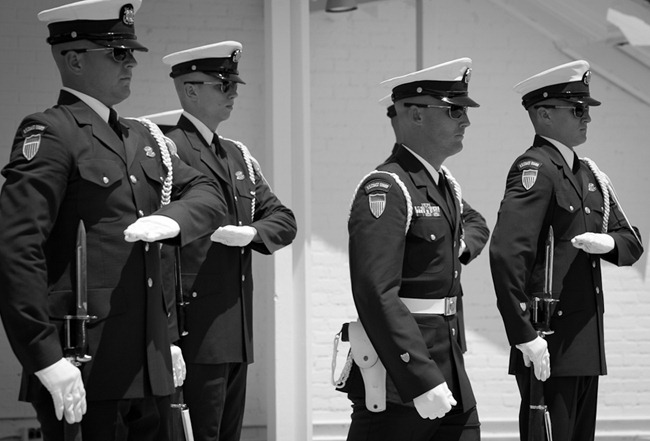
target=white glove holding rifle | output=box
[35,358,86,423]
[516,336,551,381]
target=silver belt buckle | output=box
[444,297,457,316]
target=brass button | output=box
[147,278,153,288]
[130,175,137,184]
[102,176,109,184]
[138,210,144,217]
[454,270,458,279]
[145,243,149,252]
[192,292,198,298]
[558,310,563,317]
[585,207,591,214]
[430,234,436,240]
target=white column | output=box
[263,1,312,440]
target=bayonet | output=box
[63,220,95,366]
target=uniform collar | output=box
[182,111,216,145]
[61,87,111,123]
[400,143,442,184]
[540,135,575,170]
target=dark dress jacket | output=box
[165,116,296,364]
[346,144,489,411]
[490,135,643,377]
[0,91,226,402]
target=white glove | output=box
[412,382,457,420]
[170,344,186,387]
[34,358,86,424]
[124,215,180,242]
[571,232,615,254]
[516,336,551,381]
[210,225,257,247]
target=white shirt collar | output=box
[401,144,442,184]
[62,87,111,123]
[182,111,216,145]
[541,135,575,169]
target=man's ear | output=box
[63,51,84,75]
[534,106,553,125]
[407,105,423,125]
[183,83,199,101]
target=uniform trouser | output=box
[183,362,248,441]
[346,399,480,441]
[515,373,599,441]
[33,395,172,441]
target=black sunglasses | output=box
[60,47,135,63]
[403,102,468,120]
[534,104,589,118]
[183,80,236,94]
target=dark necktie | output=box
[572,152,580,174]
[211,134,230,179]
[108,108,122,139]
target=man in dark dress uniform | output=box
[0,1,226,440]
[160,41,297,441]
[343,58,489,441]
[489,60,644,441]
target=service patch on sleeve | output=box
[516,160,541,171]
[21,124,47,161]
[364,179,391,194]
[517,159,542,190]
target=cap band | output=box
[391,80,469,102]
[521,70,598,108]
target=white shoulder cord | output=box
[349,170,413,234]
[220,136,256,219]
[581,157,641,245]
[130,118,173,207]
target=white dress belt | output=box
[400,296,457,315]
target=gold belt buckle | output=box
[444,297,457,316]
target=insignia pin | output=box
[144,146,155,158]
[236,171,245,180]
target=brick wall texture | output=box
[0,0,648,437]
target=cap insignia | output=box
[463,67,472,84]
[416,87,423,94]
[232,49,242,63]
[121,4,135,26]
[583,70,591,85]
[71,31,78,39]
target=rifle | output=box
[170,246,194,441]
[61,221,97,441]
[528,226,557,441]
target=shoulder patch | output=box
[364,179,392,194]
[22,124,47,136]
[517,160,542,171]
[22,134,42,161]
[521,169,538,190]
